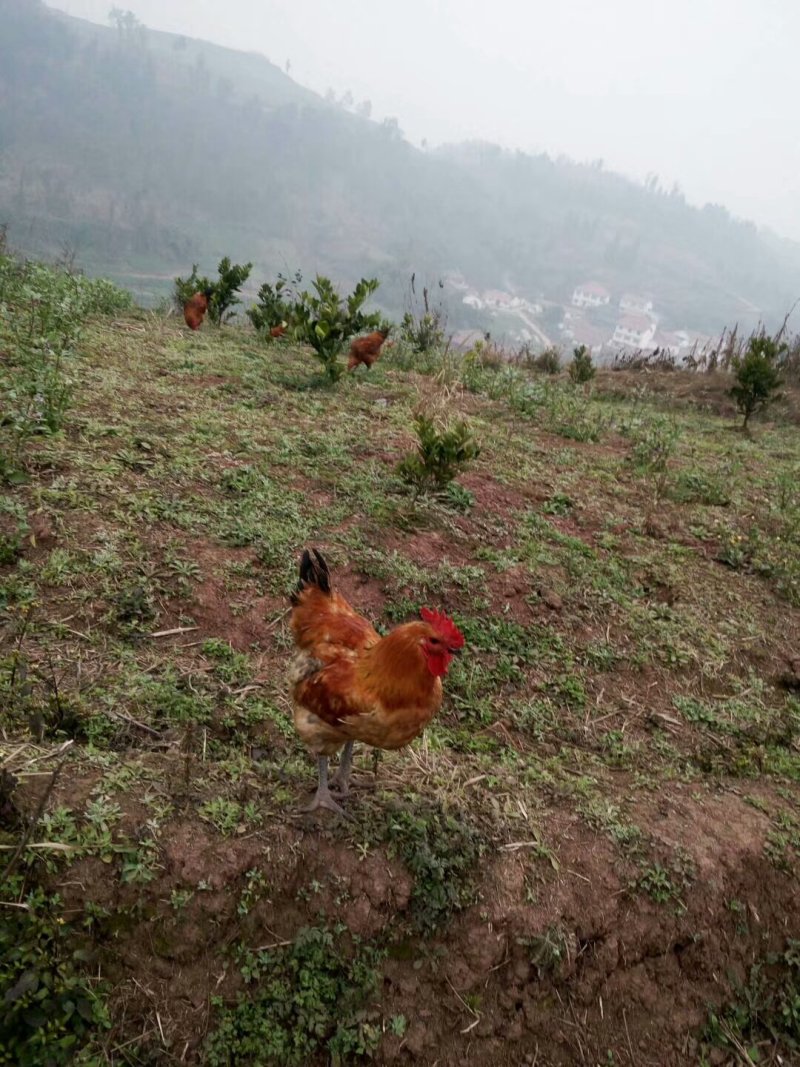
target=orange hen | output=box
[183,288,213,331]
[347,328,390,371]
[289,549,465,815]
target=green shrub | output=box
[626,416,680,503]
[568,344,596,384]
[531,346,561,375]
[397,413,480,492]
[0,879,110,1064]
[247,271,302,334]
[291,275,381,382]
[210,257,253,325]
[703,940,800,1060]
[173,263,211,310]
[0,254,129,470]
[399,274,446,354]
[731,334,785,430]
[0,499,30,564]
[174,257,253,326]
[381,801,485,931]
[205,926,383,1066]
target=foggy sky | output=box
[54,0,800,242]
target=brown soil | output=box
[29,766,798,1066]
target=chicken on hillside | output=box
[183,287,214,331]
[347,327,391,371]
[289,548,465,815]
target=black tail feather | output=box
[291,548,331,604]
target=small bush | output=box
[0,879,110,1064]
[291,275,381,382]
[397,413,480,492]
[703,940,800,1060]
[568,344,596,384]
[205,926,383,1066]
[530,346,561,375]
[400,273,446,354]
[173,263,211,310]
[174,257,253,326]
[626,416,680,503]
[210,257,253,325]
[247,271,302,335]
[731,333,785,430]
[381,801,485,931]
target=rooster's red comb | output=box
[420,607,465,649]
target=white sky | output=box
[53,0,800,241]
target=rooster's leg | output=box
[300,756,349,818]
[330,741,354,796]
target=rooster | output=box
[269,324,287,339]
[289,549,464,815]
[347,327,391,371]
[183,288,214,331]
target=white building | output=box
[612,314,656,349]
[619,293,654,315]
[462,293,484,310]
[571,282,611,309]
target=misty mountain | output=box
[2,0,799,333]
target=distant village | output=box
[446,273,716,364]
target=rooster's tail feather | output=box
[291,548,331,604]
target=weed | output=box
[397,413,480,493]
[626,415,680,503]
[199,797,260,836]
[731,333,785,431]
[517,924,571,976]
[376,799,486,931]
[703,940,800,1059]
[290,275,381,382]
[530,347,561,375]
[0,877,110,1063]
[205,925,383,1066]
[175,257,252,326]
[568,344,596,384]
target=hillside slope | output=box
[2,0,800,331]
[1,254,799,1064]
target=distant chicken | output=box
[289,549,464,815]
[269,324,287,338]
[183,288,214,331]
[347,327,391,371]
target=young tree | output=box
[247,271,302,334]
[174,258,252,326]
[209,257,252,325]
[291,275,381,382]
[568,344,596,384]
[730,334,785,431]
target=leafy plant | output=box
[247,271,302,335]
[627,416,680,503]
[174,257,253,326]
[205,926,383,1066]
[531,346,561,375]
[0,252,131,473]
[291,275,381,382]
[703,940,800,1059]
[208,257,253,326]
[397,413,480,493]
[731,333,785,431]
[400,274,446,354]
[173,263,212,310]
[0,879,110,1064]
[380,800,485,931]
[568,344,596,384]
